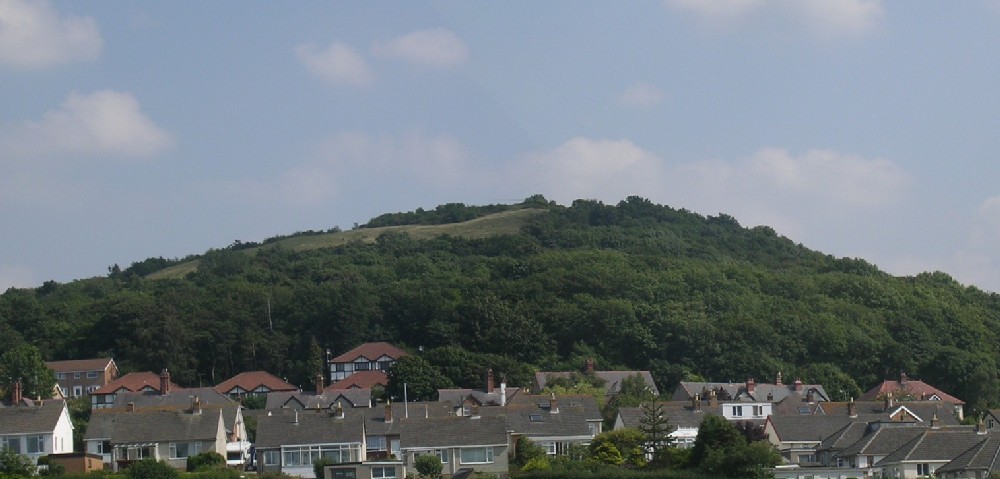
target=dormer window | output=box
[530,414,544,422]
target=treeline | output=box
[2,196,1000,412]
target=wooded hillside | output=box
[3,195,999,411]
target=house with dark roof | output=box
[438,368,521,411]
[399,414,510,477]
[361,401,455,460]
[254,407,367,478]
[673,376,829,404]
[90,369,182,409]
[328,342,407,388]
[0,384,74,463]
[772,421,927,479]
[936,435,1000,479]
[534,359,659,397]
[874,426,986,478]
[214,370,297,398]
[483,393,602,455]
[111,385,247,443]
[614,400,710,449]
[859,372,965,420]
[45,358,118,398]
[84,402,227,471]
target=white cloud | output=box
[372,28,469,67]
[0,264,35,291]
[0,0,102,69]
[618,83,665,108]
[665,0,883,36]
[295,41,373,87]
[1,90,173,159]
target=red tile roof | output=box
[859,378,965,405]
[328,370,388,390]
[45,358,115,373]
[92,372,182,396]
[214,371,297,395]
[330,342,407,363]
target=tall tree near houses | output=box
[0,343,56,400]
[638,402,674,464]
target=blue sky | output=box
[3,0,1000,292]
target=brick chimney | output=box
[978,416,987,435]
[486,368,495,393]
[900,371,908,385]
[692,394,701,411]
[585,358,595,374]
[848,398,857,418]
[884,392,894,410]
[160,369,171,395]
[12,379,22,405]
[334,401,344,419]
[775,371,783,386]
[316,373,324,395]
[549,393,559,414]
[191,395,202,414]
[746,377,756,394]
[126,401,135,412]
[793,379,803,393]
[708,389,717,407]
[384,401,393,423]
[930,413,940,429]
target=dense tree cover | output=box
[2,196,1000,415]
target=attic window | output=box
[798,407,810,414]
[538,402,548,409]
[530,414,544,422]
[928,395,941,401]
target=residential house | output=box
[84,400,227,471]
[534,359,660,397]
[673,375,830,405]
[45,358,118,398]
[772,422,926,479]
[362,401,455,461]
[935,435,1000,479]
[485,393,602,455]
[90,369,181,409]
[438,368,521,411]
[0,382,74,463]
[765,415,861,464]
[874,426,986,478]
[254,408,366,478]
[214,370,297,398]
[859,372,965,420]
[111,385,247,443]
[328,342,407,387]
[399,414,510,477]
[615,399,712,449]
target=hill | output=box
[2,195,999,412]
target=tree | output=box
[0,343,56,400]
[414,454,443,477]
[691,415,780,478]
[0,447,36,477]
[187,451,225,471]
[690,414,745,468]
[385,355,453,401]
[126,459,179,479]
[510,436,547,471]
[588,429,646,468]
[637,402,674,466]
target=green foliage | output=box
[0,447,36,477]
[0,343,56,399]
[414,454,443,477]
[690,415,779,478]
[638,402,674,465]
[386,355,453,401]
[589,429,647,468]
[186,451,225,472]
[512,436,548,471]
[313,457,332,479]
[588,442,624,466]
[188,468,244,479]
[521,456,552,472]
[126,459,178,479]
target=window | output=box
[459,447,494,464]
[74,372,81,379]
[377,360,393,371]
[329,469,357,479]
[917,464,930,476]
[529,414,544,422]
[87,371,99,379]
[371,466,396,479]
[355,360,371,371]
[435,449,449,463]
[96,440,111,455]
[170,442,202,459]
[26,435,45,454]
[540,441,557,455]
[281,444,358,466]
[589,423,599,436]
[73,386,83,397]
[367,436,387,451]
[731,406,743,417]
[753,405,763,417]
[57,373,67,380]
[263,450,280,466]
[127,446,151,460]
[1,436,20,453]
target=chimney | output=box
[585,358,596,374]
[708,389,718,407]
[549,393,559,414]
[294,410,299,425]
[978,417,987,435]
[746,378,756,394]
[316,373,324,395]
[486,369,495,393]
[160,369,171,395]
[806,390,815,403]
[884,392,894,410]
[126,401,135,413]
[793,379,803,393]
[848,398,857,418]
[775,371,783,386]
[334,401,344,419]
[384,401,393,423]
[470,404,480,417]
[12,379,22,405]
[192,395,202,414]
[930,413,940,429]
[692,394,701,412]
[500,380,507,407]
[900,371,908,384]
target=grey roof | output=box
[767,415,856,443]
[111,387,241,434]
[254,409,365,448]
[674,381,828,403]
[265,390,371,410]
[876,427,985,465]
[399,415,508,449]
[535,371,659,396]
[817,422,870,453]
[485,395,600,439]
[0,400,66,435]
[438,387,521,407]
[617,402,710,431]
[362,401,455,436]
[85,408,224,444]
[816,401,960,426]
[835,424,925,458]
[936,435,1000,474]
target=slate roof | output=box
[616,401,710,431]
[85,408,224,444]
[936,435,1000,475]
[254,409,365,448]
[535,371,659,396]
[0,400,66,435]
[266,390,375,410]
[859,374,965,405]
[111,387,240,433]
[399,415,508,449]
[674,380,829,403]
[329,370,388,389]
[45,358,115,373]
[767,415,857,443]
[214,371,297,395]
[437,387,521,407]
[363,401,456,436]
[321,388,372,408]
[834,424,925,458]
[91,371,181,396]
[816,422,870,454]
[330,342,407,363]
[482,394,601,439]
[876,426,984,465]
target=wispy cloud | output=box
[1,90,173,159]
[0,0,102,69]
[295,41,374,87]
[665,0,884,36]
[372,28,469,67]
[618,82,665,108]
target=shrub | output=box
[414,454,443,477]
[126,459,179,479]
[187,451,226,472]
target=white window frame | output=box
[731,405,743,417]
[262,450,280,466]
[169,441,202,459]
[371,466,396,479]
[435,449,449,464]
[26,435,45,454]
[367,436,387,451]
[1,436,21,453]
[541,441,557,455]
[459,447,494,464]
[87,371,99,379]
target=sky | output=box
[3,1,1000,293]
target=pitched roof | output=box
[674,380,829,403]
[814,401,960,426]
[362,401,456,436]
[92,371,181,396]
[320,388,372,408]
[0,399,67,435]
[214,371,297,395]
[266,390,375,410]
[535,371,660,396]
[616,401,710,431]
[936,435,1000,475]
[329,370,388,389]
[437,387,521,407]
[766,415,856,443]
[111,387,240,433]
[45,358,115,373]
[876,427,984,465]
[329,342,407,363]
[483,394,601,439]
[400,415,508,449]
[859,374,965,405]
[85,407,225,444]
[835,424,926,458]
[254,409,365,448]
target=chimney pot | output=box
[794,379,804,393]
[708,389,718,407]
[486,369,495,394]
[385,401,393,423]
[549,393,559,414]
[776,372,783,386]
[848,398,857,418]
[746,377,756,394]
[316,373,324,395]
[160,369,171,395]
